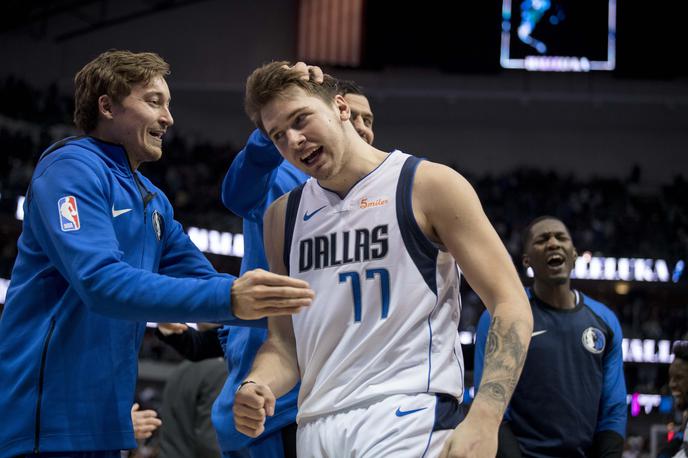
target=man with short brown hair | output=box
[215,65,376,458]
[73,50,171,133]
[233,61,533,457]
[0,50,313,457]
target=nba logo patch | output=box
[58,196,80,232]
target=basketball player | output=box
[474,216,627,457]
[213,70,376,457]
[232,61,533,457]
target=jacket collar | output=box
[80,136,133,175]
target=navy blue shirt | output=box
[474,288,627,458]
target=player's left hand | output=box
[234,382,276,438]
[439,416,498,458]
[131,403,162,440]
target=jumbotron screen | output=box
[500,0,616,72]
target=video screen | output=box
[500,0,616,71]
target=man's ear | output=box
[522,254,530,269]
[98,95,115,120]
[334,94,350,121]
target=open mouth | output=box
[300,146,323,166]
[547,254,565,268]
[149,130,164,142]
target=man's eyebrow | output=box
[267,107,304,139]
[142,91,170,102]
[350,110,374,120]
[535,230,568,238]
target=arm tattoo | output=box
[478,316,528,413]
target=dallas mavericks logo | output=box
[152,210,164,241]
[581,327,605,354]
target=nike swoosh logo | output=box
[532,330,548,337]
[112,206,133,218]
[303,205,327,221]
[395,407,427,417]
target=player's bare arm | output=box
[412,161,533,457]
[234,194,303,438]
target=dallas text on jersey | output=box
[298,224,389,272]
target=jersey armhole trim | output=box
[396,156,439,295]
[284,183,306,275]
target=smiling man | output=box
[213,70,376,458]
[0,50,314,457]
[475,216,627,458]
[232,61,533,458]
[659,341,688,458]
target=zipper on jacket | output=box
[33,317,56,454]
[132,172,156,268]
[132,173,155,210]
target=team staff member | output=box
[475,216,627,457]
[0,50,313,457]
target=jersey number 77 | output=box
[338,268,390,322]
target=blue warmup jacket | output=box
[474,288,627,458]
[0,136,245,456]
[212,129,307,455]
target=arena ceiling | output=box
[1,0,211,41]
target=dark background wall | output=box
[2,0,686,183]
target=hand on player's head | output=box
[233,383,276,438]
[285,61,324,84]
[231,269,315,320]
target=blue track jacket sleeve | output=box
[221,129,284,222]
[595,311,627,437]
[473,310,492,392]
[155,202,263,327]
[157,207,226,279]
[30,156,240,323]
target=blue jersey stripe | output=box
[433,393,466,431]
[426,313,434,392]
[395,156,439,295]
[420,429,434,458]
[283,183,305,275]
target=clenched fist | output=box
[234,382,276,438]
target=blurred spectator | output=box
[656,341,688,458]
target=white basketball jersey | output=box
[284,151,464,423]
